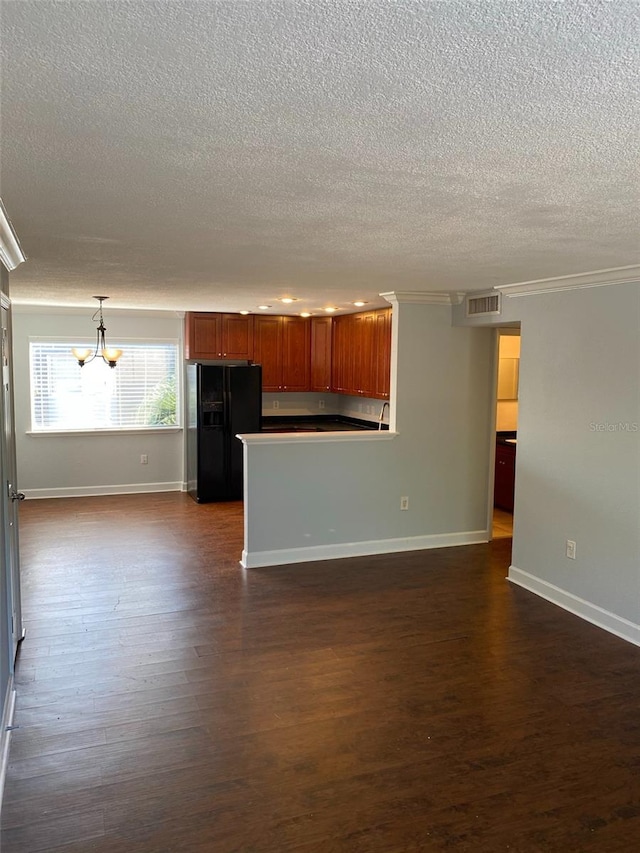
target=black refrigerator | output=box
[186,364,262,503]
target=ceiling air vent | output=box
[466,291,501,317]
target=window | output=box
[30,340,179,432]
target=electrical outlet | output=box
[140,454,148,465]
[400,496,409,511]
[319,399,325,409]
[273,400,279,409]
[566,539,576,560]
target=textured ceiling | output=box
[1,0,639,313]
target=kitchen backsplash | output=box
[262,392,384,424]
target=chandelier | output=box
[72,296,123,368]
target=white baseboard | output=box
[508,565,640,647]
[23,482,183,499]
[241,529,489,569]
[0,677,16,816]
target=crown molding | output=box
[380,291,465,306]
[0,200,26,271]
[495,265,640,298]
[11,303,182,319]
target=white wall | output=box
[241,297,494,566]
[508,283,640,642]
[12,307,184,497]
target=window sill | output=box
[26,428,182,437]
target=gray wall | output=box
[12,307,184,497]
[509,283,640,636]
[242,298,494,565]
[453,281,640,644]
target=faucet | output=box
[378,401,389,431]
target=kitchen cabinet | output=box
[185,307,390,397]
[373,308,391,399]
[185,312,254,360]
[310,317,332,392]
[353,311,375,397]
[331,308,391,399]
[494,440,516,512]
[253,315,310,392]
[330,313,350,394]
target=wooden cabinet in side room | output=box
[185,312,253,360]
[310,316,332,392]
[494,442,516,512]
[253,315,310,392]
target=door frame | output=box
[487,325,521,540]
[1,296,23,657]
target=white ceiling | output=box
[1,0,639,314]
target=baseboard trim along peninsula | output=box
[509,566,640,647]
[23,482,183,499]
[241,529,489,569]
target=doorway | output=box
[491,328,520,540]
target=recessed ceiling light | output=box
[258,305,271,310]
[239,310,250,315]
[353,301,368,307]
[300,312,312,318]
[324,306,337,313]
[280,297,298,304]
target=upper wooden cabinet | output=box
[331,308,391,400]
[373,308,391,399]
[252,315,281,390]
[185,313,254,360]
[310,317,332,392]
[185,308,390,397]
[253,315,310,392]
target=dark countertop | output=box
[262,415,387,433]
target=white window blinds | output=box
[30,341,179,431]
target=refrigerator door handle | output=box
[224,389,231,430]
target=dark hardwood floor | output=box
[2,493,640,852]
